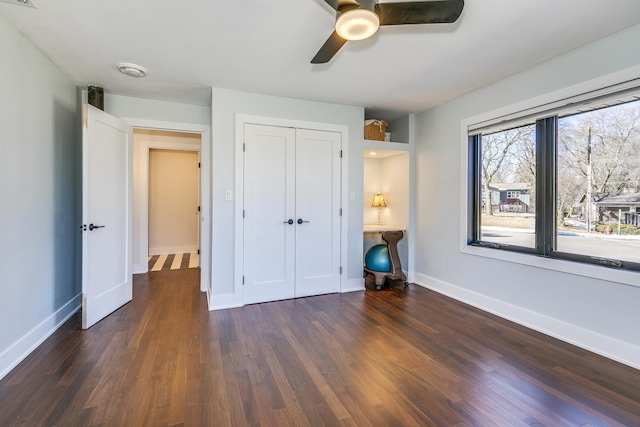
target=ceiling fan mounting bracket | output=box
[336,3,363,19]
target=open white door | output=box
[82,104,133,329]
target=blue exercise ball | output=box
[365,244,391,272]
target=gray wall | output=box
[0,13,80,376]
[210,88,365,299]
[91,92,211,126]
[414,25,640,364]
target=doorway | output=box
[130,124,211,294]
[147,148,200,271]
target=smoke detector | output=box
[116,63,148,78]
[0,0,37,8]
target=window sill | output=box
[460,244,640,289]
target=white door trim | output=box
[121,118,211,296]
[232,114,349,308]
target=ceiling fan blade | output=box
[378,0,464,26]
[311,31,348,64]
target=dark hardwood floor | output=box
[1,270,640,426]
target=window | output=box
[506,191,521,199]
[468,93,640,272]
[473,124,537,249]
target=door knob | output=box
[283,219,294,225]
[297,219,310,224]
[88,223,105,231]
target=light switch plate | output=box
[225,190,233,201]
[350,191,356,201]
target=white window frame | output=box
[506,191,521,199]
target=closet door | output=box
[243,123,342,305]
[243,124,296,304]
[294,129,341,297]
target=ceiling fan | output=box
[311,0,464,63]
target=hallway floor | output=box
[148,252,199,271]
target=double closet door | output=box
[243,124,341,305]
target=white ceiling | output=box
[2,0,640,122]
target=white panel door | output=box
[294,129,341,297]
[243,124,341,304]
[243,124,296,304]
[82,104,133,329]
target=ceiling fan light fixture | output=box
[335,9,379,41]
[116,62,148,78]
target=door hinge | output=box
[243,209,246,218]
[339,208,342,216]
[197,249,200,255]
[242,276,245,285]
[198,162,201,168]
[243,143,246,152]
[339,266,342,275]
[340,150,343,158]
[198,206,201,212]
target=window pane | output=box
[557,99,640,265]
[480,124,536,248]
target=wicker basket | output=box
[364,119,387,141]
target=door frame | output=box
[123,118,211,295]
[233,115,349,308]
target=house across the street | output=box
[578,189,640,226]
[486,182,532,213]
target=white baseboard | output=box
[0,294,81,381]
[413,273,640,370]
[342,278,365,293]
[149,246,197,256]
[209,280,366,310]
[133,263,147,275]
[209,292,243,311]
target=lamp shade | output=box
[371,193,387,207]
